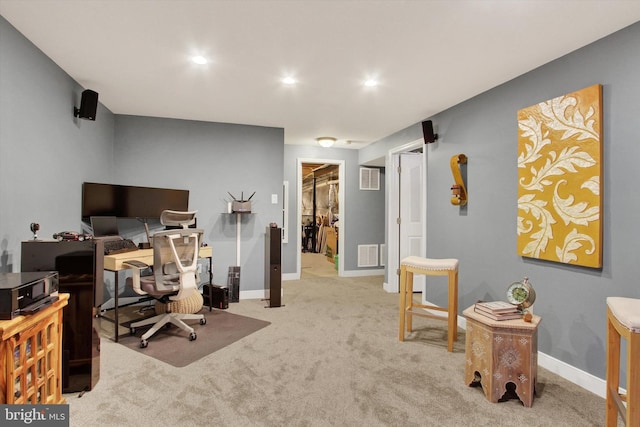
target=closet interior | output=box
[301,163,339,264]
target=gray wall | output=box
[362,22,640,383]
[0,16,114,272]
[1,16,285,297]
[283,145,385,275]
[113,115,284,289]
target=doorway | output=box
[385,139,426,292]
[297,158,345,279]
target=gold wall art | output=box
[517,84,602,268]
[450,154,468,206]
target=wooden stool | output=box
[606,297,640,426]
[398,256,459,352]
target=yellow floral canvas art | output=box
[517,84,602,268]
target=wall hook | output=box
[450,154,467,206]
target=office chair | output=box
[124,213,205,348]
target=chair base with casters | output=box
[606,297,640,426]
[398,256,459,352]
[130,305,206,348]
[129,290,206,348]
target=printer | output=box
[0,272,59,320]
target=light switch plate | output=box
[271,194,278,204]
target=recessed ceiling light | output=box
[192,55,208,65]
[364,78,378,87]
[282,76,297,85]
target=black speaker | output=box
[265,226,282,308]
[422,120,438,143]
[74,89,99,121]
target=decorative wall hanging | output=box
[517,84,602,268]
[450,154,467,206]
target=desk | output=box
[463,305,541,407]
[103,245,212,342]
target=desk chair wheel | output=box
[140,339,148,348]
[200,318,207,325]
[189,332,197,341]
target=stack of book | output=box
[474,301,522,321]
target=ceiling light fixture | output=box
[316,137,337,148]
[192,55,208,65]
[364,78,378,87]
[282,76,297,85]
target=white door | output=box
[399,152,425,291]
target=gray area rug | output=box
[117,309,270,367]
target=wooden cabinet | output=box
[463,305,541,407]
[0,293,69,404]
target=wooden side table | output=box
[463,305,541,407]
[1,293,69,404]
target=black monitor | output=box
[82,182,189,219]
[90,216,119,237]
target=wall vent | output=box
[379,244,386,266]
[358,244,379,267]
[360,167,380,190]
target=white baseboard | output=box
[537,352,609,398]
[284,270,384,281]
[238,289,285,303]
[383,281,397,293]
[240,289,268,300]
[341,269,385,277]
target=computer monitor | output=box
[90,216,120,238]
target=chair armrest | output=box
[123,260,151,295]
[123,260,150,269]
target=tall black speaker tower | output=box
[265,226,282,307]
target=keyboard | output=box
[104,239,138,255]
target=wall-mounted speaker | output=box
[74,89,99,121]
[422,120,438,143]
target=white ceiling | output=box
[2,1,639,149]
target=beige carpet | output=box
[302,252,337,278]
[65,275,617,426]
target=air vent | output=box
[358,244,379,267]
[379,244,386,266]
[360,167,380,190]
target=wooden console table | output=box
[463,305,541,407]
[0,293,69,404]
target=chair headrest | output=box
[160,210,197,228]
